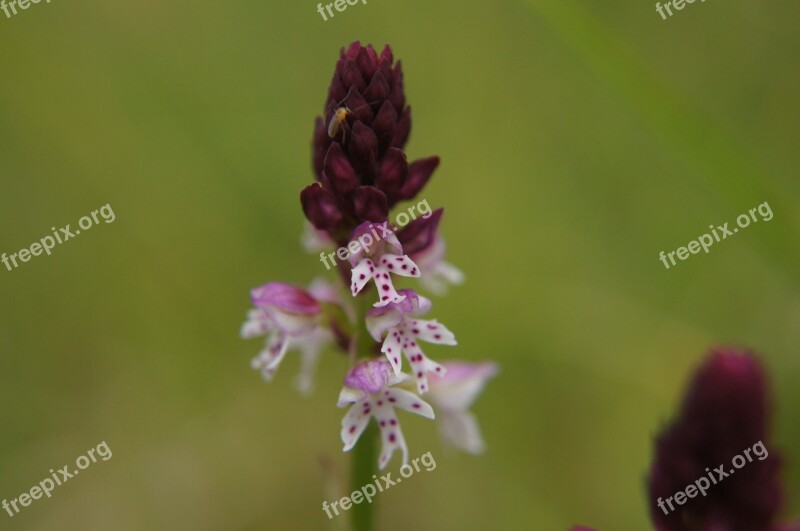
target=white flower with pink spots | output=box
[338,359,434,469]
[366,290,456,394]
[348,221,421,307]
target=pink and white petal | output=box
[380,331,404,375]
[435,261,464,284]
[250,332,289,374]
[378,255,420,278]
[407,319,457,345]
[428,362,499,410]
[384,388,435,419]
[402,341,441,394]
[302,223,333,253]
[350,258,375,296]
[337,386,366,407]
[372,268,406,307]
[250,332,289,381]
[387,370,411,387]
[294,341,322,395]
[341,401,372,452]
[439,410,486,454]
[240,309,272,339]
[425,357,447,380]
[374,406,409,469]
[366,309,403,342]
[409,293,433,316]
[418,275,447,297]
[269,310,319,336]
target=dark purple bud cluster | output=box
[301,42,439,244]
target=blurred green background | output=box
[1,0,799,529]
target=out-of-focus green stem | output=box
[351,292,377,531]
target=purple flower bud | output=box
[324,143,360,195]
[300,183,343,231]
[353,186,389,223]
[397,207,443,257]
[400,155,439,201]
[648,348,784,531]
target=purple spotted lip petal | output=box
[251,282,321,315]
[344,359,392,394]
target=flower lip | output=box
[250,282,321,315]
[343,359,394,394]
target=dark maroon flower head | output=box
[648,348,784,531]
[301,42,439,242]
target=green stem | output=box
[351,423,377,531]
[351,292,378,531]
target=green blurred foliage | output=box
[0,0,798,529]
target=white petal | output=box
[301,222,333,253]
[306,277,341,304]
[387,370,412,387]
[407,319,457,345]
[250,332,288,381]
[293,338,323,395]
[385,388,435,419]
[269,310,319,336]
[350,258,375,296]
[410,293,433,316]
[240,309,272,339]
[373,405,408,469]
[378,254,420,278]
[427,363,498,411]
[337,386,366,407]
[401,338,445,394]
[439,410,486,454]
[371,267,406,307]
[380,330,404,375]
[436,261,465,285]
[341,401,372,452]
[366,309,403,342]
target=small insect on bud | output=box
[328,106,351,141]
